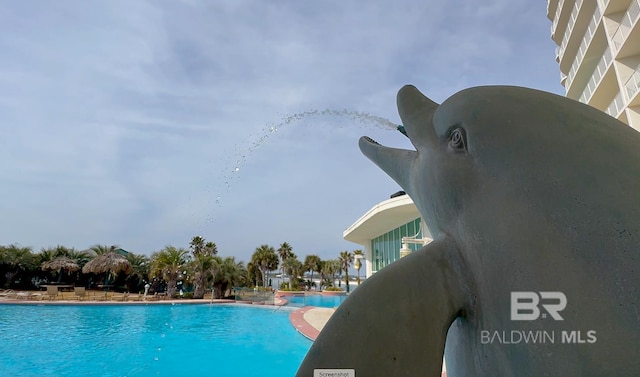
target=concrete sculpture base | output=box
[296,85,640,376]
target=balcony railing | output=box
[579,47,612,103]
[566,5,602,90]
[610,0,640,52]
[605,91,624,117]
[558,0,582,60]
[625,0,640,27]
[552,0,566,34]
[625,69,640,100]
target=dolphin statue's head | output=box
[297,85,640,376]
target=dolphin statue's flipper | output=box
[296,237,466,376]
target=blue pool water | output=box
[0,304,311,377]
[286,294,346,308]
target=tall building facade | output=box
[547,0,640,130]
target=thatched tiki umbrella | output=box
[41,257,80,283]
[82,252,132,290]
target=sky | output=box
[0,0,564,263]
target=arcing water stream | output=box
[199,109,400,234]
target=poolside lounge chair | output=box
[16,291,32,300]
[110,292,128,302]
[73,287,86,301]
[45,286,59,300]
[128,293,143,301]
[90,290,108,301]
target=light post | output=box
[353,254,363,285]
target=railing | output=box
[626,0,640,27]
[579,47,612,103]
[277,292,347,308]
[234,287,274,305]
[610,0,640,52]
[552,0,566,34]
[625,68,640,100]
[566,5,602,90]
[558,0,582,60]
[605,91,624,117]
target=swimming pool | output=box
[285,294,346,308]
[0,304,311,376]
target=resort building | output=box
[547,0,640,130]
[343,192,432,278]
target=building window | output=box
[371,217,421,272]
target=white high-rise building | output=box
[547,0,640,130]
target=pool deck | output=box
[289,306,335,341]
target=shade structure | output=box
[82,251,132,275]
[41,257,80,273]
[41,256,81,283]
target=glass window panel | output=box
[407,221,415,237]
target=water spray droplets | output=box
[272,108,398,130]
[202,108,397,232]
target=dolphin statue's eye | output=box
[449,128,466,152]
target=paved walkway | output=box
[289,306,335,341]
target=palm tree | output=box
[189,253,220,299]
[214,257,246,298]
[331,259,341,287]
[37,247,58,265]
[320,259,339,289]
[317,260,327,289]
[189,236,205,256]
[282,256,303,290]
[205,241,218,255]
[353,249,364,285]
[246,262,260,287]
[150,246,189,298]
[39,245,73,260]
[303,254,322,290]
[90,244,118,255]
[250,245,279,288]
[66,249,91,269]
[339,251,354,291]
[1,244,35,289]
[277,242,293,286]
[125,252,150,293]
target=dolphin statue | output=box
[296,85,640,376]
